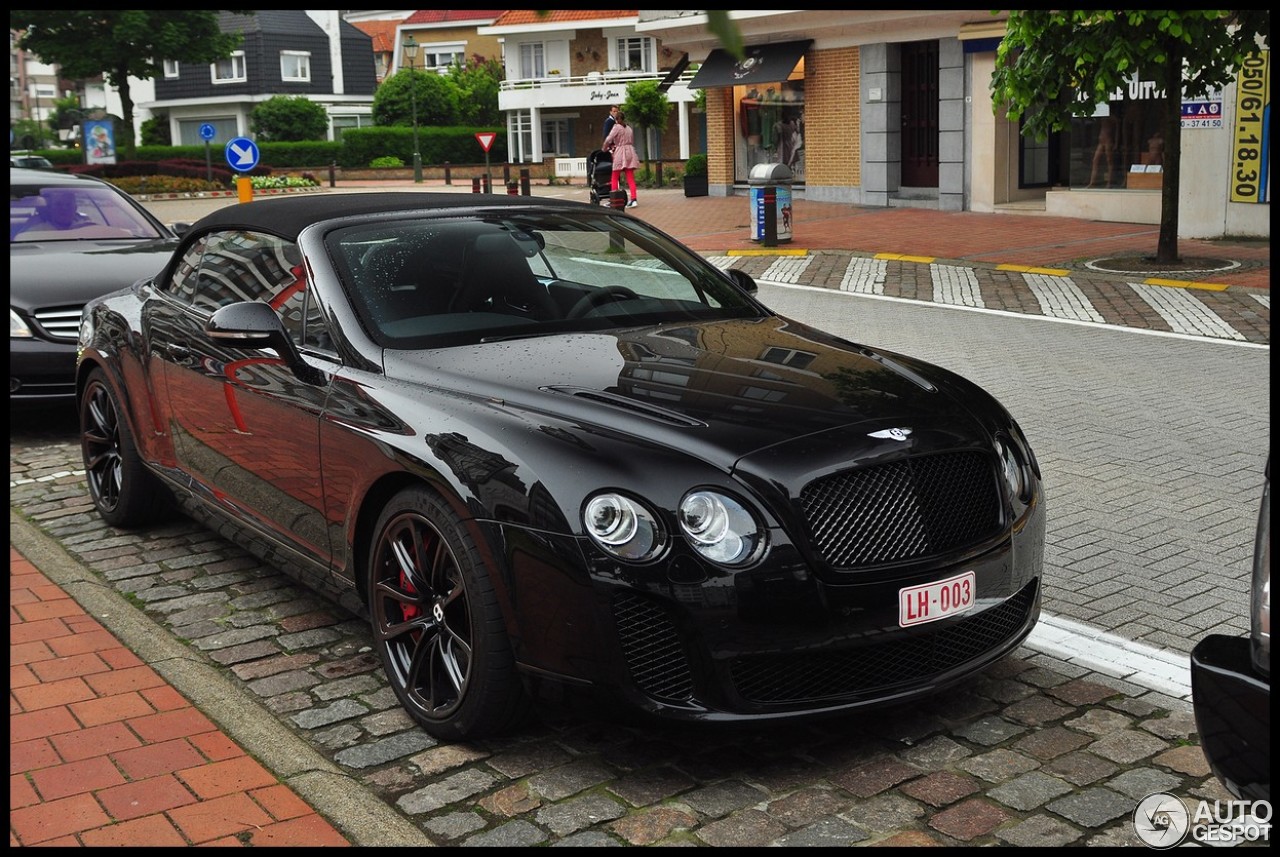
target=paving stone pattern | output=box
[10,439,1241,847]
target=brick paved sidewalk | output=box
[10,546,350,847]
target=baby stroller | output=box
[587,149,624,206]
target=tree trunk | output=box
[1155,46,1182,263]
[113,63,135,158]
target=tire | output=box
[79,367,170,528]
[368,486,531,740]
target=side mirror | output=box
[170,222,193,237]
[725,267,758,295]
[206,301,323,385]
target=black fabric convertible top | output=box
[189,192,592,242]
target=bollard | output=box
[236,175,253,204]
[443,161,452,185]
[503,164,511,185]
[329,161,336,188]
[472,176,481,194]
[507,180,519,196]
[520,168,531,196]
[762,186,777,247]
[609,189,628,211]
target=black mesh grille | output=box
[729,581,1036,704]
[798,452,1001,568]
[612,592,694,702]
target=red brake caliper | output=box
[399,531,426,624]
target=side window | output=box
[185,230,332,352]
[165,236,207,303]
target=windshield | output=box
[326,210,766,348]
[10,183,166,243]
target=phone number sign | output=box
[1181,99,1222,129]
[1229,50,1269,204]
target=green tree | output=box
[47,95,86,149]
[9,10,249,158]
[11,118,47,151]
[991,10,1270,263]
[372,68,461,127]
[251,95,328,142]
[140,114,172,146]
[448,55,505,125]
[623,79,672,173]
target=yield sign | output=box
[475,132,497,153]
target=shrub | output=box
[248,174,320,189]
[370,155,405,168]
[684,154,707,176]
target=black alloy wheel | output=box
[369,487,530,740]
[79,368,168,527]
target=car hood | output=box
[384,316,996,471]
[9,238,177,310]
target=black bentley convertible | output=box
[77,192,1045,740]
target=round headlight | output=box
[678,490,763,566]
[583,493,664,561]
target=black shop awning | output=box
[688,40,812,89]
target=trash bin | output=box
[748,163,794,246]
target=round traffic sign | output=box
[199,123,216,141]
[225,137,260,172]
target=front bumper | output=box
[10,338,78,402]
[1190,634,1271,801]
[501,496,1044,724]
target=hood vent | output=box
[542,386,707,428]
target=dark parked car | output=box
[76,192,1046,740]
[11,167,179,403]
[1191,457,1270,801]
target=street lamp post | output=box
[403,36,423,183]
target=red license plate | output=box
[899,571,975,627]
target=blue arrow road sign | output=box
[199,123,216,141]
[225,137,260,172]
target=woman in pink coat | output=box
[603,110,640,207]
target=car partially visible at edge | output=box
[1191,456,1271,801]
[10,167,179,404]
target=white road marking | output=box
[1130,282,1246,341]
[1024,273,1106,323]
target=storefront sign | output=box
[1181,93,1223,129]
[1229,51,1270,203]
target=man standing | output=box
[602,105,620,142]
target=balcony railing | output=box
[499,68,700,93]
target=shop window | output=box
[541,118,571,156]
[1069,80,1166,190]
[733,80,806,184]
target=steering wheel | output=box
[567,285,640,319]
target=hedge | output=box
[18,127,507,172]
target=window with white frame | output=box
[541,118,571,156]
[421,44,466,73]
[280,51,311,83]
[615,37,652,72]
[163,59,180,79]
[519,42,545,79]
[212,51,247,84]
